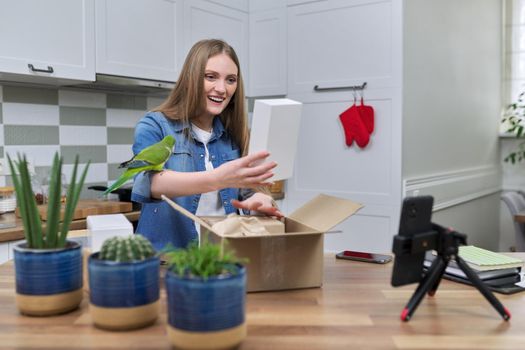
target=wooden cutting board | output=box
[16,200,133,221]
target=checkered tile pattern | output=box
[0,84,164,199]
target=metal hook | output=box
[358,85,365,101]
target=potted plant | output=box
[88,234,159,330]
[163,240,247,350]
[9,153,89,316]
[502,91,525,163]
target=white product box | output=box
[249,98,302,181]
[86,214,133,252]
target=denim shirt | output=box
[131,111,250,250]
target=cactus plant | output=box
[99,235,155,262]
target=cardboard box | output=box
[203,215,285,236]
[86,213,133,252]
[248,98,302,181]
[162,194,362,292]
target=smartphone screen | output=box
[336,250,392,264]
[391,196,434,286]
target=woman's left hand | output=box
[231,192,284,218]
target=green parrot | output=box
[103,135,176,195]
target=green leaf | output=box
[58,156,79,245]
[8,155,33,247]
[18,155,43,248]
[44,153,62,248]
[58,158,90,247]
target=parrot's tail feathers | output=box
[103,175,131,195]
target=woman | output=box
[131,39,282,250]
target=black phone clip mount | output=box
[393,223,511,322]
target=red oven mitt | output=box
[339,104,370,148]
[358,97,374,134]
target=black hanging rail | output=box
[313,81,367,92]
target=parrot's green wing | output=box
[120,135,175,169]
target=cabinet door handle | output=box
[27,64,54,74]
[313,82,367,92]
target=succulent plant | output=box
[162,238,246,280]
[99,235,155,262]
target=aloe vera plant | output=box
[8,153,90,249]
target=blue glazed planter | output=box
[13,241,83,316]
[165,265,246,349]
[88,253,160,330]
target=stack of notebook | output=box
[424,246,525,294]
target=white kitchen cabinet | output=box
[96,0,183,82]
[284,0,403,252]
[205,0,248,12]
[287,0,398,97]
[183,0,249,80]
[0,0,95,83]
[250,0,283,12]
[287,0,327,6]
[248,7,287,96]
[0,243,8,264]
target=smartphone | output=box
[391,196,434,287]
[336,250,392,264]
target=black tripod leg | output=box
[402,257,447,321]
[455,256,511,321]
[428,259,449,297]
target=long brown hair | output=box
[154,39,249,155]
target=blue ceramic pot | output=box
[88,253,160,330]
[13,241,83,316]
[165,265,246,349]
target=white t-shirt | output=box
[191,123,226,235]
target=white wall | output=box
[402,0,502,249]
[500,0,525,251]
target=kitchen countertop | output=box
[0,210,141,243]
[1,252,525,349]
[0,194,285,243]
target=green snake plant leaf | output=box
[7,155,33,247]
[44,153,62,248]
[58,157,90,247]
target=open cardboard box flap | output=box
[288,194,363,232]
[161,193,362,237]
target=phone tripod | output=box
[400,226,511,322]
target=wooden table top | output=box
[0,210,141,243]
[1,254,525,349]
[514,211,525,223]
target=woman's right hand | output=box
[212,151,276,189]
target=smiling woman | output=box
[197,53,238,128]
[129,39,282,250]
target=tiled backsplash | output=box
[0,84,164,199]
